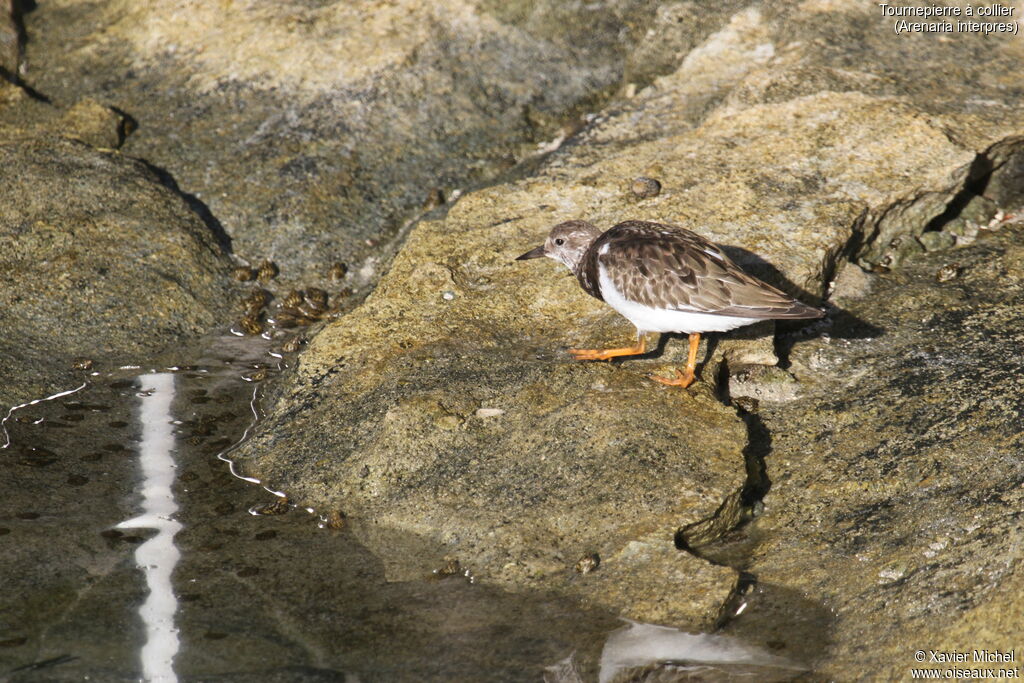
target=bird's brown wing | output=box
[596,221,822,319]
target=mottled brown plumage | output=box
[578,221,821,319]
[517,219,823,388]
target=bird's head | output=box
[515,220,603,273]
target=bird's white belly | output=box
[598,267,759,334]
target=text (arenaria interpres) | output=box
[877,3,1019,35]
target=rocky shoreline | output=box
[3,1,1023,678]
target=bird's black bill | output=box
[516,245,546,260]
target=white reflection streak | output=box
[597,621,804,683]
[118,373,181,682]
[1,382,87,449]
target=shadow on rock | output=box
[717,579,836,674]
[721,243,884,339]
[674,405,772,568]
[139,158,234,254]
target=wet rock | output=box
[237,329,743,624]
[0,134,234,408]
[21,1,747,283]
[230,171,750,624]
[725,226,1024,677]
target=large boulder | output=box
[21,0,748,284]
[0,120,235,408]
[234,206,748,625]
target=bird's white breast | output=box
[597,264,759,334]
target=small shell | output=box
[330,288,354,314]
[935,263,962,283]
[631,177,661,199]
[251,497,290,516]
[422,187,446,210]
[329,262,348,281]
[434,556,462,577]
[243,369,268,382]
[324,509,347,530]
[256,259,279,282]
[244,301,264,319]
[72,358,94,371]
[240,316,263,335]
[281,335,304,353]
[303,287,329,310]
[574,553,600,574]
[283,289,304,308]
[297,304,326,320]
[244,288,271,308]
[270,307,312,328]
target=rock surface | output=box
[230,0,1024,650]
[5,0,1024,677]
[236,206,747,624]
[719,224,1024,678]
[0,113,235,408]
[21,0,747,284]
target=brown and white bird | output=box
[516,220,823,388]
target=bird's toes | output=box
[649,369,695,388]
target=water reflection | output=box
[1,382,87,449]
[547,621,804,682]
[117,373,181,682]
[0,333,816,681]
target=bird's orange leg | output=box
[651,333,701,388]
[569,334,646,361]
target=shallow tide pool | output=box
[0,333,802,682]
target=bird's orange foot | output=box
[569,338,646,362]
[569,347,630,361]
[649,368,696,388]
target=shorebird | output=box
[517,220,823,388]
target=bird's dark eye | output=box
[554,238,565,246]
